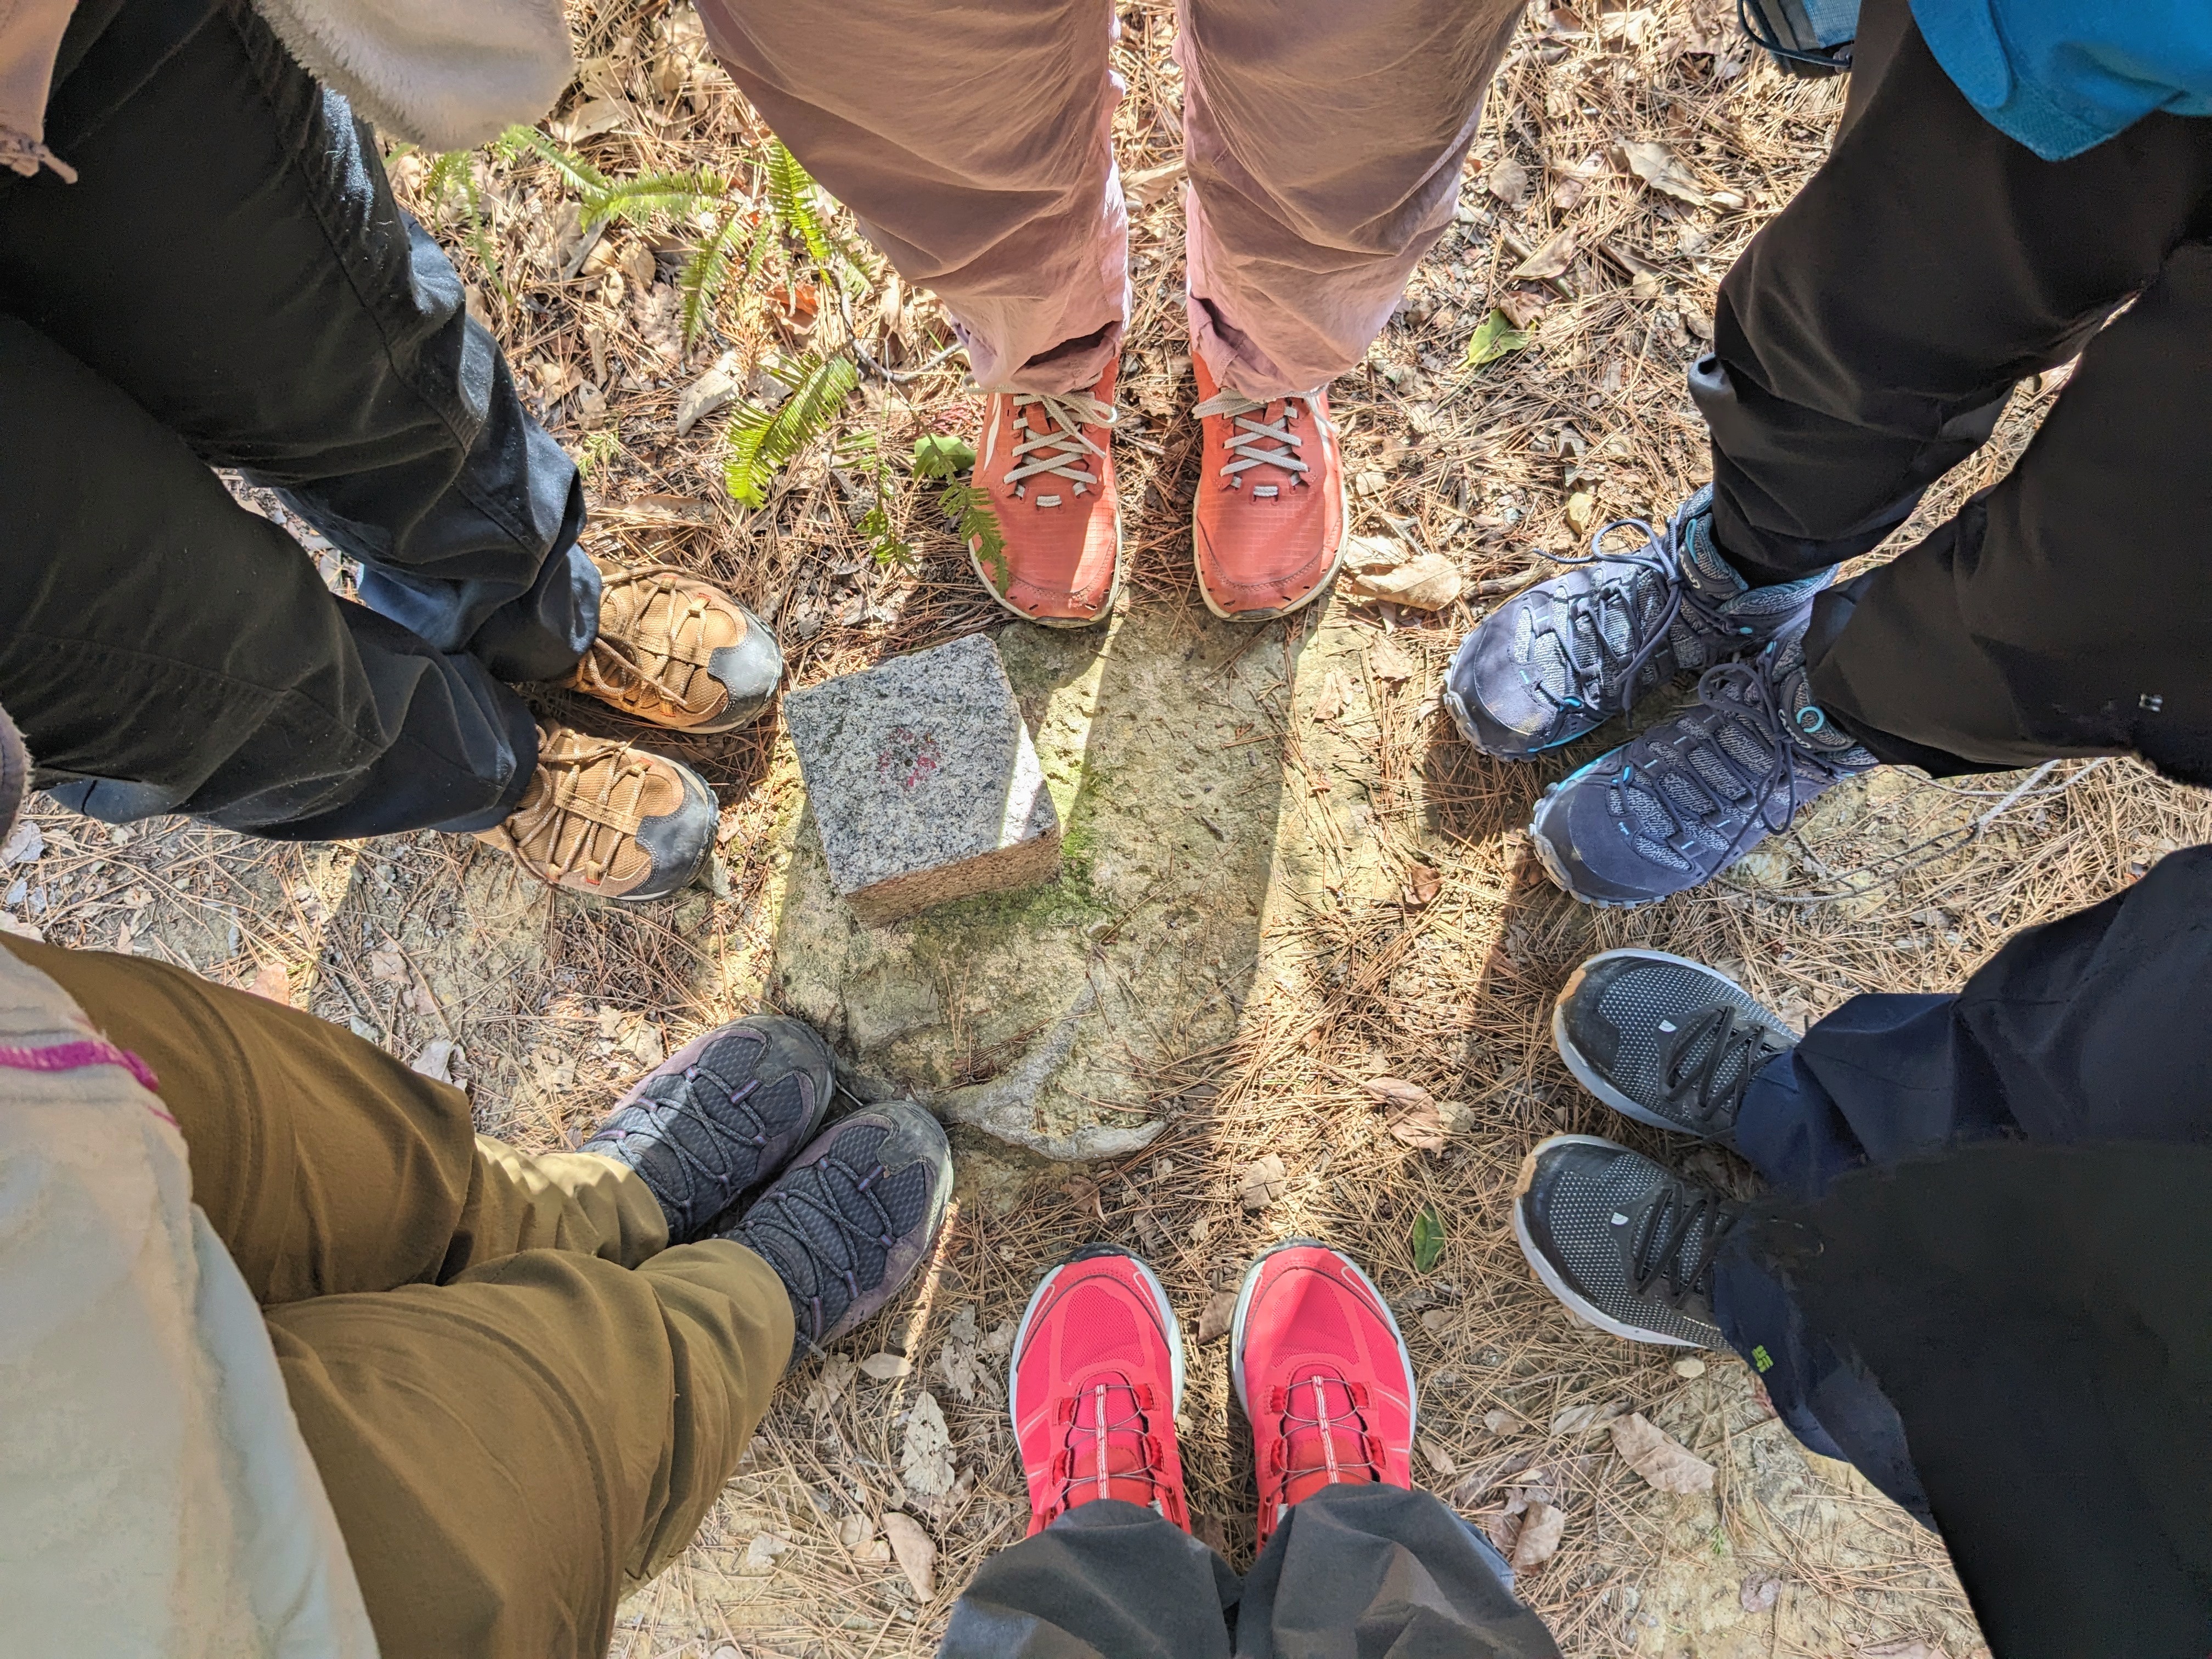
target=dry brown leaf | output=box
[1312,669,1350,724]
[1404,864,1442,907]
[900,1391,956,1500]
[1497,290,1549,330]
[1342,549,1463,611]
[366,946,407,982]
[1483,1408,1525,1436]
[859,1352,913,1381]
[1615,140,1708,207]
[1419,1307,1453,1335]
[247,963,292,1006]
[1510,1500,1566,1570]
[1483,158,1530,207]
[1123,159,1186,208]
[1361,1075,1435,1111]
[1389,1109,1454,1152]
[410,1038,461,1086]
[1368,637,1417,682]
[1197,1290,1237,1344]
[805,1354,855,1417]
[1060,1175,1105,1220]
[1418,1435,1457,1476]
[881,1512,938,1600]
[1741,1575,1782,1613]
[1549,1399,1628,1436]
[1238,1153,1288,1210]
[1508,226,1577,281]
[1550,154,1605,212]
[1610,1412,1716,1494]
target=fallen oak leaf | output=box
[1361,1075,1436,1111]
[1610,1412,1715,1494]
[1614,140,1708,207]
[1404,864,1442,907]
[1508,225,1577,281]
[1482,157,1530,206]
[1238,1153,1289,1210]
[1510,1499,1566,1570]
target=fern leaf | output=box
[678,210,750,349]
[582,170,732,229]
[723,353,857,507]
[764,139,835,269]
[495,125,608,196]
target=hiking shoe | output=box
[1528,629,1877,907]
[726,1100,953,1357]
[1232,1241,1415,1547]
[478,724,716,901]
[971,364,1122,627]
[567,559,784,733]
[1190,356,1346,622]
[1554,949,1795,1143]
[580,1015,836,1242]
[1444,486,1832,758]
[1512,1135,1738,1347]
[1009,1246,1190,1536]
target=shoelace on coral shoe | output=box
[1040,1378,1186,1527]
[1193,387,1327,496]
[573,565,724,715]
[1267,1373,1385,1514]
[1001,390,1119,505]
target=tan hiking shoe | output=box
[478,725,718,901]
[565,560,785,733]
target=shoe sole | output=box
[1551,948,1749,1140]
[1509,1133,1705,1348]
[1006,1246,1186,1452]
[1228,1238,1417,1430]
[969,521,1122,631]
[1194,423,1353,625]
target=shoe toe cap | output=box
[705,608,786,728]
[1529,764,1681,907]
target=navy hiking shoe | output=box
[1527,629,1876,906]
[1444,486,1832,758]
[1513,1135,1739,1347]
[582,1014,837,1242]
[727,1101,954,1357]
[1553,950,1796,1142]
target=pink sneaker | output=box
[1232,1240,1416,1547]
[1190,356,1347,622]
[970,364,1122,628]
[1009,1245,1191,1536]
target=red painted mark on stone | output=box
[875,726,943,791]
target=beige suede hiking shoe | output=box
[565,560,785,733]
[477,725,718,901]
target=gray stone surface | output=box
[784,634,1062,926]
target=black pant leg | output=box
[1,0,596,684]
[936,1499,1238,1659]
[1235,1485,1560,1659]
[1693,0,2212,584]
[0,317,537,837]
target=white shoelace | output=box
[999,390,1119,507]
[1192,387,1330,496]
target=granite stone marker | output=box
[785,633,1061,925]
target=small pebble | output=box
[1673,1357,1706,1380]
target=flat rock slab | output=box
[785,634,1061,926]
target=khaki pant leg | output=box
[1,937,667,1294]
[1177,0,1523,397]
[694,0,1126,393]
[269,1239,794,1659]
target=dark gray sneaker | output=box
[1444,486,1832,758]
[727,1101,954,1356]
[1553,949,1795,1143]
[581,1014,836,1242]
[1527,628,1877,906]
[1512,1135,1737,1347]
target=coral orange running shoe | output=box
[1190,356,1347,622]
[1009,1245,1191,1536]
[1232,1240,1416,1547]
[970,364,1123,628]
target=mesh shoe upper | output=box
[1514,1135,1737,1347]
[1190,356,1346,622]
[1009,1248,1189,1536]
[1232,1243,1415,1546]
[1529,629,1877,906]
[728,1103,952,1356]
[1554,950,1796,1141]
[580,1015,833,1242]
[478,725,718,901]
[972,365,1122,627]
[1446,486,1832,757]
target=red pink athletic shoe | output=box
[1232,1239,1417,1547]
[1189,356,1347,622]
[1009,1245,1191,1536]
[970,364,1123,628]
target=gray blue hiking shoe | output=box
[1444,486,1832,758]
[582,1014,837,1242]
[1527,629,1876,906]
[1513,1134,1738,1347]
[727,1101,954,1358]
[1553,950,1796,1143]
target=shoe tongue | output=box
[1060,1375,1163,1511]
[1276,1368,1379,1506]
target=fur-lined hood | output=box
[3,0,572,180]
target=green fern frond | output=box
[494,125,609,196]
[723,353,857,508]
[582,170,733,229]
[677,210,752,349]
[763,139,834,269]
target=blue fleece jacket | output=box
[1910,1,2212,159]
